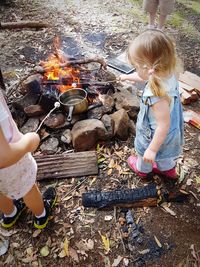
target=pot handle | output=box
[67,106,74,122]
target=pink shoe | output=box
[127,156,147,178]
[153,166,177,180]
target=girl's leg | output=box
[136,156,153,173]
[0,193,14,215]
[156,158,175,171]
[154,158,177,179]
[23,183,44,216]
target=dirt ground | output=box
[0,1,200,267]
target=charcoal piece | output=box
[82,184,157,209]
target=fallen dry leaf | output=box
[32,229,41,238]
[99,231,110,253]
[0,236,9,256]
[64,237,69,256]
[161,205,176,216]
[112,255,123,266]
[154,235,162,248]
[69,247,79,262]
[40,245,49,257]
[107,168,113,175]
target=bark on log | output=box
[34,151,98,180]
[0,21,49,29]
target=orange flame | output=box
[41,38,80,92]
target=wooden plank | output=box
[178,81,194,92]
[179,72,200,95]
[34,151,98,180]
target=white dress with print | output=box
[0,91,37,199]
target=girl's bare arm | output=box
[143,99,170,163]
[0,128,40,168]
[119,72,146,83]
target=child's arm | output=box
[143,99,170,163]
[0,128,40,168]
[119,72,146,83]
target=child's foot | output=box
[153,166,177,180]
[1,199,25,229]
[127,156,148,178]
[34,187,56,229]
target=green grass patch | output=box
[169,12,185,27]
[177,0,200,14]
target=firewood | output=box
[179,72,200,95]
[34,151,98,180]
[179,87,198,105]
[0,21,50,29]
[59,57,107,70]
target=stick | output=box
[59,57,107,70]
[114,206,126,252]
[35,102,60,133]
[0,21,50,29]
[61,177,88,201]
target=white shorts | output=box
[0,153,37,199]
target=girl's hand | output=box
[143,148,156,164]
[119,74,129,82]
[23,132,40,152]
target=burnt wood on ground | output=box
[0,21,49,29]
[34,151,98,180]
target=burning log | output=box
[0,21,49,29]
[59,56,107,70]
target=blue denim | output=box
[134,84,184,161]
[136,156,175,172]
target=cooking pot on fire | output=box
[59,88,88,122]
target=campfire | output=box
[11,38,140,153]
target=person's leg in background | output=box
[143,0,159,28]
[158,0,175,30]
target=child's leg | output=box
[23,184,56,229]
[128,155,153,178]
[136,156,153,173]
[154,158,177,179]
[0,193,25,228]
[156,158,175,171]
[0,193,14,215]
[23,183,44,216]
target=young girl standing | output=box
[0,89,56,229]
[120,29,184,179]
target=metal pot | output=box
[59,88,88,122]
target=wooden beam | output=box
[34,151,98,180]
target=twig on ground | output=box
[114,206,126,252]
[61,176,88,201]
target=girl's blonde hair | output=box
[128,29,183,101]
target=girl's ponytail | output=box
[149,75,171,103]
